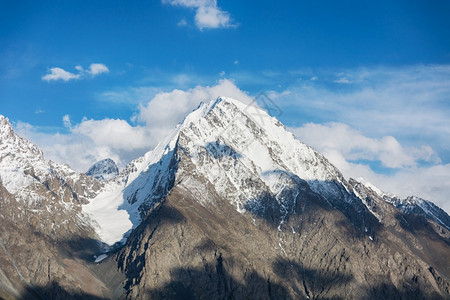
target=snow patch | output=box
[94,254,108,263]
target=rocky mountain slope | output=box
[0,97,449,299]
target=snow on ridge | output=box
[1,97,360,245]
[82,124,181,246]
[352,177,450,229]
[355,177,389,198]
[0,116,50,196]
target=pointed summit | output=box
[0,114,13,137]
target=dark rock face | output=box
[86,158,119,181]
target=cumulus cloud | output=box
[71,118,150,151]
[15,121,122,172]
[42,67,80,82]
[42,63,109,82]
[378,164,450,212]
[163,0,235,29]
[87,63,109,75]
[77,63,109,76]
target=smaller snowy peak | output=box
[390,195,450,230]
[86,158,119,181]
[0,115,14,138]
[0,115,44,159]
[351,178,450,230]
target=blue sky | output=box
[1,0,450,211]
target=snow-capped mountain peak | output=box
[86,158,119,181]
[0,115,45,162]
[84,97,373,245]
[0,115,48,195]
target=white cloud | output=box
[87,63,109,75]
[71,118,150,151]
[334,77,352,84]
[378,164,450,213]
[62,114,72,128]
[42,63,109,82]
[163,0,235,29]
[177,18,188,27]
[15,121,122,172]
[42,67,80,82]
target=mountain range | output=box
[0,97,449,299]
